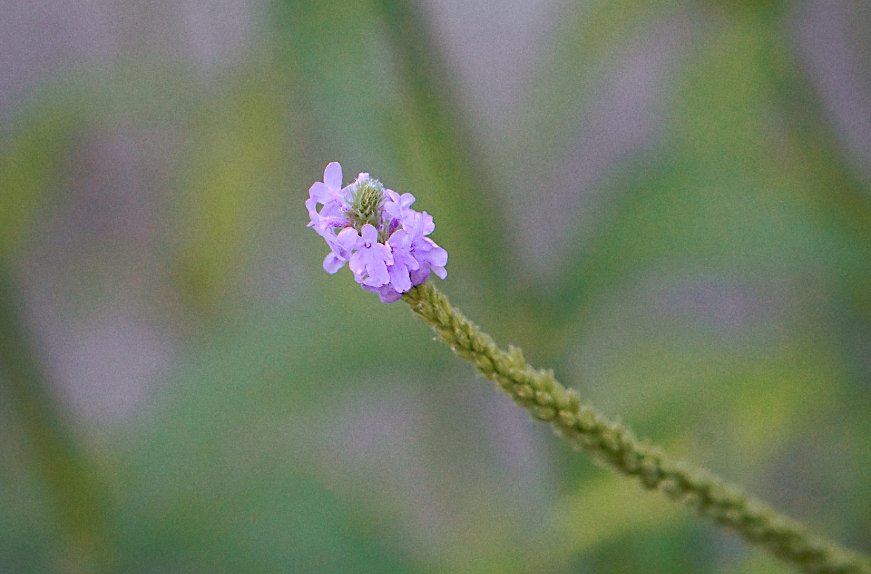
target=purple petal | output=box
[384,204,400,222]
[317,216,347,231]
[323,252,345,274]
[324,162,342,190]
[362,283,403,303]
[338,184,353,202]
[336,227,360,252]
[399,193,415,208]
[378,289,403,303]
[384,191,417,225]
[431,265,447,279]
[377,242,394,266]
[417,212,435,235]
[403,210,433,236]
[410,268,431,286]
[361,224,378,245]
[318,200,345,222]
[389,264,412,292]
[348,251,366,282]
[426,242,448,267]
[309,181,332,204]
[387,228,411,250]
[363,257,390,286]
[306,197,319,227]
[386,217,401,235]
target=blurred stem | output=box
[372,0,511,291]
[0,268,114,572]
[404,282,871,574]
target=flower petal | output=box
[417,212,435,235]
[377,288,403,303]
[318,201,345,222]
[377,242,394,266]
[389,264,412,292]
[324,162,342,190]
[426,242,448,267]
[348,251,366,282]
[323,252,345,274]
[336,227,360,252]
[409,268,430,286]
[362,257,390,286]
[387,229,411,249]
[306,197,320,227]
[309,181,332,204]
[399,193,415,208]
[361,224,378,245]
[431,265,447,279]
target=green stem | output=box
[403,282,871,574]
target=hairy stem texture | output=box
[403,282,871,574]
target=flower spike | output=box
[305,162,447,302]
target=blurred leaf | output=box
[171,66,296,312]
[504,0,679,189]
[109,288,441,571]
[556,16,870,311]
[555,475,683,555]
[0,103,83,264]
[0,270,115,571]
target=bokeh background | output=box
[2,0,871,572]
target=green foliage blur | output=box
[1,0,870,572]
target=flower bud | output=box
[346,176,385,233]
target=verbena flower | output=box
[349,224,393,287]
[306,162,448,302]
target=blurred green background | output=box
[2,0,871,572]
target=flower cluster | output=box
[306,162,447,302]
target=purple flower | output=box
[306,162,447,303]
[349,224,393,287]
[384,190,416,227]
[403,210,435,238]
[402,211,448,283]
[308,162,345,207]
[307,162,350,232]
[385,229,420,293]
[322,227,360,274]
[409,237,448,284]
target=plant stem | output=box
[403,282,871,574]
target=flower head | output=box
[306,162,447,302]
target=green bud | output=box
[346,177,385,233]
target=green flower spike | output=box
[402,282,871,574]
[345,175,386,235]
